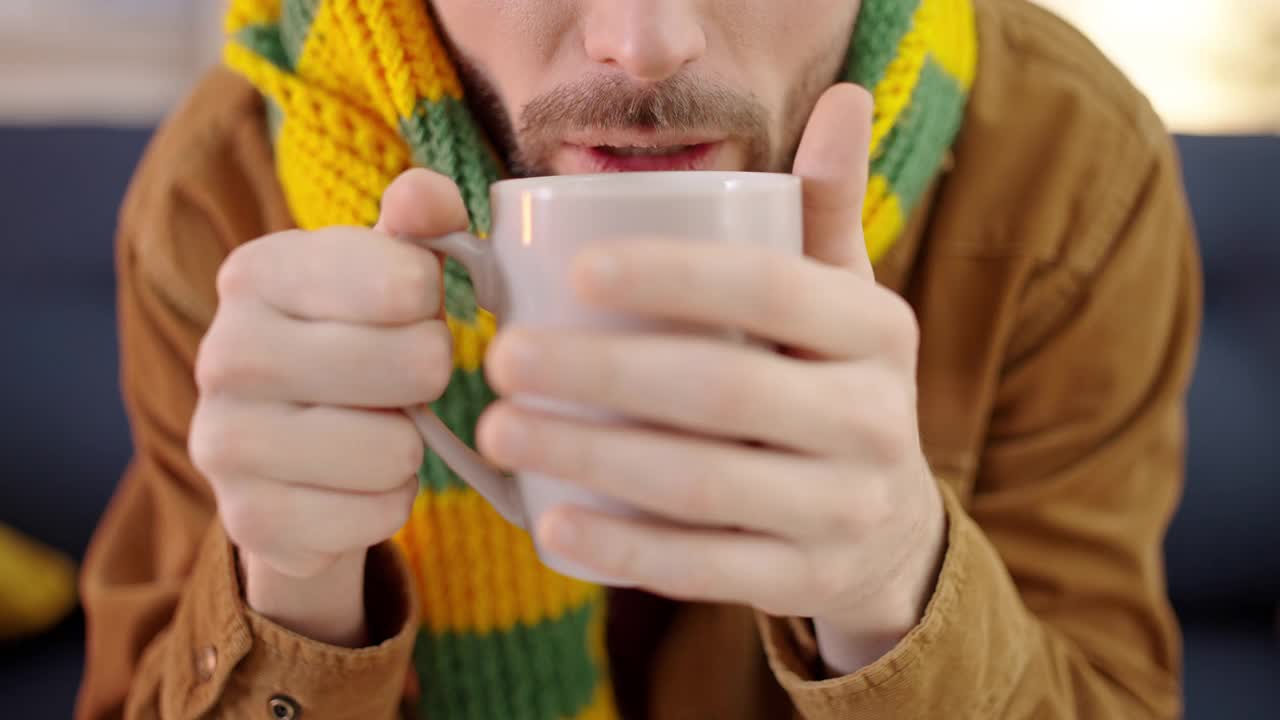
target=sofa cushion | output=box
[1165,135,1280,612]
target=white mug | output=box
[406,171,803,584]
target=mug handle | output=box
[400,232,526,529]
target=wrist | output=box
[814,480,948,675]
[241,548,371,648]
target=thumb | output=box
[373,169,470,318]
[373,168,471,237]
[791,83,875,278]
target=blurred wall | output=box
[0,1,1276,132]
[1036,0,1280,134]
[0,1,225,124]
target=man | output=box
[77,0,1200,718]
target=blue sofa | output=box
[1,127,1276,718]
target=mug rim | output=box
[491,171,800,197]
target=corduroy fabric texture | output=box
[223,2,976,717]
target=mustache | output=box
[520,73,768,133]
[512,73,771,174]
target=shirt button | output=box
[195,646,217,681]
[268,695,301,719]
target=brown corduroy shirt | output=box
[76,1,1202,718]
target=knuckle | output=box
[218,492,271,550]
[195,316,271,394]
[193,329,234,392]
[215,245,256,300]
[374,259,435,321]
[374,484,417,537]
[863,385,914,465]
[881,294,921,361]
[216,232,296,300]
[388,418,427,480]
[189,408,245,479]
[825,372,912,464]
[406,322,453,400]
[864,413,910,466]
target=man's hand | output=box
[477,85,946,673]
[189,169,466,646]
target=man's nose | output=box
[583,0,707,83]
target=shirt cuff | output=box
[757,481,1034,719]
[158,522,419,720]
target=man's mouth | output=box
[558,132,724,173]
[585,142,717,171]
[598,144,699,157]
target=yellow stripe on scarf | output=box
[394,490,600,635]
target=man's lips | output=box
[575,142,719,172]
[559,131,726,172]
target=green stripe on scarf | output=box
[235,24,293,72]
[401,97,503,237]
[419,367,497,493]
[412,603,600,720]
[846,0,922,89]
[870,58,967,211]
[281,0,320,68]
[400,96,504,325]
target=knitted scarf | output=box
[224,2,976,718]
